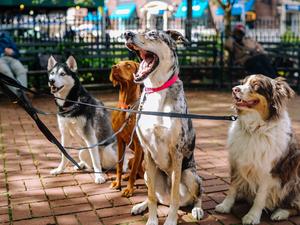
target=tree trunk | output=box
[224,7,232,39]
[185,0,193,41]
[215,0,235,39]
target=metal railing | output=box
[1,14,300,43]
[0,14,300,91]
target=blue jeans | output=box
[0,56,28,94]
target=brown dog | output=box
[109,60,144,197]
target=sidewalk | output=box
[0,90,299,225]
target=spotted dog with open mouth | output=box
[215,74,300,224]
[47,56,126,184]
[125,30,204,225]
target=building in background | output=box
[0,0,299,42]
[105,0,212,38]
[280,0,300,34]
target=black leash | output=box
[0,73,238,121]
[0,72,139,174]
[0,74,81,169]
[64,100,139,151]
[0,72,238,175]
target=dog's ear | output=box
[165,30,189,44]
[275,77,295,100]
[109,65,118,87]
[66,56,78,72]
[109,73,118,87]
[47,55,57,71]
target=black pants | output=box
[244,54,276,78]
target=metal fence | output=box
[2,14,299,43]
[1,15,213,42]
[0,14,300,91]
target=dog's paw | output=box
[163,215,177,225]
[271,209,290,221]
[122,187,133,198]
[50,167,64,175]
[121,173,130,181]
[73,161,85,171]
[110,180,121,190]
[215,202,231,214]
[192,207,204,220]
[131,201,148,215]
[242,212,261,225]
[94,173,107,184]
[146,218,158,225]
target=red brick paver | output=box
[0,90,300,225]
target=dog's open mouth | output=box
[126,43,159,82]
[234,95,260,108]
[50,85,64,94]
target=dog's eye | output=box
[60,72,66,76]
[127,64,131,68]
[146,31,157,39]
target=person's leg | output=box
[0,57,20,94]
[5,56,28,88]
[258,54,276,78]
[244,55,276,78]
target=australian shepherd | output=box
[215,74,299,224]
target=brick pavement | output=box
[0,90,299,225]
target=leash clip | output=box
[231,115,238,121]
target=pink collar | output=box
[144,74,179,94]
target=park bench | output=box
[16,39,300,93]
[264,41,300,91]
[176,38,221,87]
[17,39,221,90]
[17,41,134,90]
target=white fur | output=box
[216,112,292,224]
[127,30,203,225]
[50,115,119,184]
[228,111,291,176]
[48,56,122,184]
[216,78,294,225]
[271,208,291,221]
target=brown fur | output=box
[242,75,295,121]
[109,61,144,197]
[249,93,269,120]
[270,133,300,211]
[272,133,300,186]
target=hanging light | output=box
[20,4,25,11]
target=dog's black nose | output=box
[232,87,241,93]
[124,31,135,40]
[49,79,55,86]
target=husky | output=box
[47,55,121,184]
